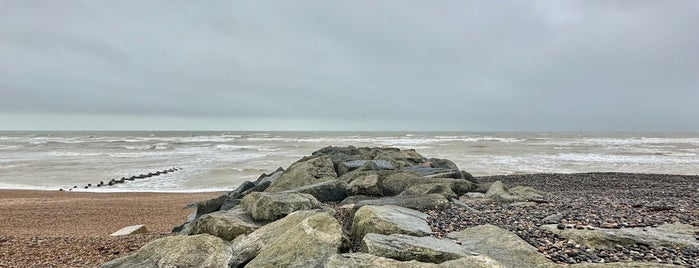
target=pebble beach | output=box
[0,190,223,268]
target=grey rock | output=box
[542,214,564,224]
[266,156,337,192]
[447,224,552,268]
[450,198,481,214]
[253,167,284,185]
[230,210,342,268]
[189,194,231,219]
[361,233,478,264]
[382,172,475,196]
[280,180,348,203]
[540,223,699,249]
[228,181,256,199]
[400,183,458,199]
[110,225,148,236]
[181,209,260,241]
[351,205,432,240]
[356,194,450,211]
[325,253,504,268]
[339,195,378,206]
[461,192,486,199]
[484,181,523,203]
[337,160,394,176]
[346,174,383,196]
[374,148,427,168]
[99,234,232,268]
[241,192,322,221]
[509,186,545,200]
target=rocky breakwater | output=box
[99,146,693,268]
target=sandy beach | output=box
[0,190,223,268]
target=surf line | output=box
[59,167,181,191]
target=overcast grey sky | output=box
[1,1,697,131]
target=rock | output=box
[542,214,564,224]
[240,180,271,196]
[266,156,337,192]
[189,194,231,219]
[374,148,427,168]
[461,171,477,184]
[181,209,261,241]
[508,186,545,200]
[346,174,383,196]
[339,195,378,206]
[400,183,458,199]
[356,194,450,211]
[484,181,523,203]
[351,205,432,240]
[508,201,537,207]
[461,192,486,199]
[98,234,232,268]
[361,233,478,264]
[450,198,481,214]
[228,181,256,199]
[230,210,342,267]
[311,146,371,165]
[382,172,475,196]
[253,167,284,185]
[219,199,241,211]
[447,224,552,268]
[337,160,394,176]
[110,225,148,236]
[280,180,347,203]
[540,223,699,249]
[241,192,323,221]
[325,253,504,268]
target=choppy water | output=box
[0,131,697,192]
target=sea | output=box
[0,131,697,192]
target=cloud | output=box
[1,1,697,131]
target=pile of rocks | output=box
[98,146,693,268]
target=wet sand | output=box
[0,190,223,268]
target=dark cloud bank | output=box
[1,1,698,131]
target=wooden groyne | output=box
[59,168,181,191]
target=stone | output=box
[230,210,342,268]
[266,156,337,192]
[253,167,284,185]
[374,148,427,168]
[337,160,394,176]
[400,183,458,199]
[356,194,450,211]
[447,224,552,268]
[540,223,699,249]
[280,180,347,203]
[461,192,486,199]
[325,253,504,268]
[346,174,383,196]
[450,198,481,214]
[351,205,432,240]
[98,234,232,268]
[241,192,323,221]
[542,214,564,224]
[339,195,378,206]
[189,194,231,219]
[508,186,545,200]
[382,172,475,196]
[311,146,371,166]
[361,233,478,264]
[228,181,256,199]
[484,181,523,203]
[110,225,148,236]
[181,209,260,241]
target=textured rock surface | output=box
[382,172,474,196]
[325,253,504,268]
[361,233,477,263]
[401,183,458,199]
[110,225,148,236]
[356,194,449,211]
[484,181,523,203]
[351,205,432,240]
[230,210,342,267]
[540,223,699,249]
[266,156,337,192]
[181,209,260,241]
[99,234,232,268]
[446,224,552,268]
[346,174,383,196]
[241,192,322,221]
[280,180,348,203]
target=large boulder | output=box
[241,192,322,221]
[400,183,458,199]
[181,208,260,241]
[346,174,383,196]
[540,223,699,249]
[361,233,478,264]
[230,210,342,267]
[351,205,432,240]
[325,253,504,268]
[484,181,524,203]
[188,194,231,220]
[337,160,394,176]
[446,224,552,268]
[374,148,427,168]
[99,234,232,268]
[382,172,475,196]
[280,180,347,203]
[266,156,337,192]
[356,194,449,211]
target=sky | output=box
[1,1,698,132]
